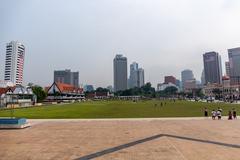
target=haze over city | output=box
[1,0,240,88]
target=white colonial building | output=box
[0,85,36,108]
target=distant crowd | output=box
[204,107,237,120]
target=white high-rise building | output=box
[4,41,25,85]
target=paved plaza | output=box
[0,118,240,160]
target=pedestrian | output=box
[218,107,223,113]
[204,107,208,117]
[228,111,233,120]
[233,108,237,119]
[211,110,216,120]
[160,102,163,107]
[217,109,222,120]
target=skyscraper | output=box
[113,54,128,92]
[54,69,79,87]
[228,47,240,85]
[201,69,205,85]
[130,62,138,76]
[137,68,145,87]
[4,41,25,85]
[225,61,230,76]
[129,62,145,88]
[181,69,194,89]
[129,62,138,88]
[203,51,222,84]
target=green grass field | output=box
[0,100,239,119]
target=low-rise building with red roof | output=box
[0,85,36,108]
[45,82,85,101]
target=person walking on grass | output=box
[212,109,216,120]
[233,108,237,119]
[217,109,222,120]
[204,107,208,117]
[228,110,233,120]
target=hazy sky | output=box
[1,0,240,88]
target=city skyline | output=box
[1,0,240,88]
[0,40,238,89]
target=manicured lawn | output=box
[0,100,239,119]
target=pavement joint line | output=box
[164,134,240,149]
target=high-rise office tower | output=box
[201,69,205,85]
[130,62,138,76]
[129,62,138,88]
[228,47,240,85]
[129,62,145,88]
[181,69,194,89]
[113,54,128,92]
[203,51,222,84]
[225,61,230,77]
[4,41,25,85]
[54,69,79,88]
[137,68,145,87]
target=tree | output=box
[195,88,204,98]
[141,82,155,97]
[164,86,178,95]
[32,85,47,102]
[27,82,34,87]
[115,82,155,97]
[95,87,110,93]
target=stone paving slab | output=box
[0,118,239,160]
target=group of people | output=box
[204,107,237,120]
[154,102,167,107]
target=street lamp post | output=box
[8,93,14,119]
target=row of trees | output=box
[85,87,110,94]
[115,83,205,98]
[115,82,155,97]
